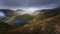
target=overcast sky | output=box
[0,0,60,18]
[0,0,60,9]
[0,0,60,14]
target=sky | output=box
[0,0,60,8]
[0,0,60,13]
[0,0,60,24]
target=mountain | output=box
[33,7,60,20]
[0,9,16,17]
[5,7,60,34]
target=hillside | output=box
[0,22,12,34]
[5,15,60,34]
[5,7,60,34]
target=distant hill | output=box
[0,9,16,17]
[33,7,60,20]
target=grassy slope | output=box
[6,15,60,34]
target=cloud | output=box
[0,0,60,9]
